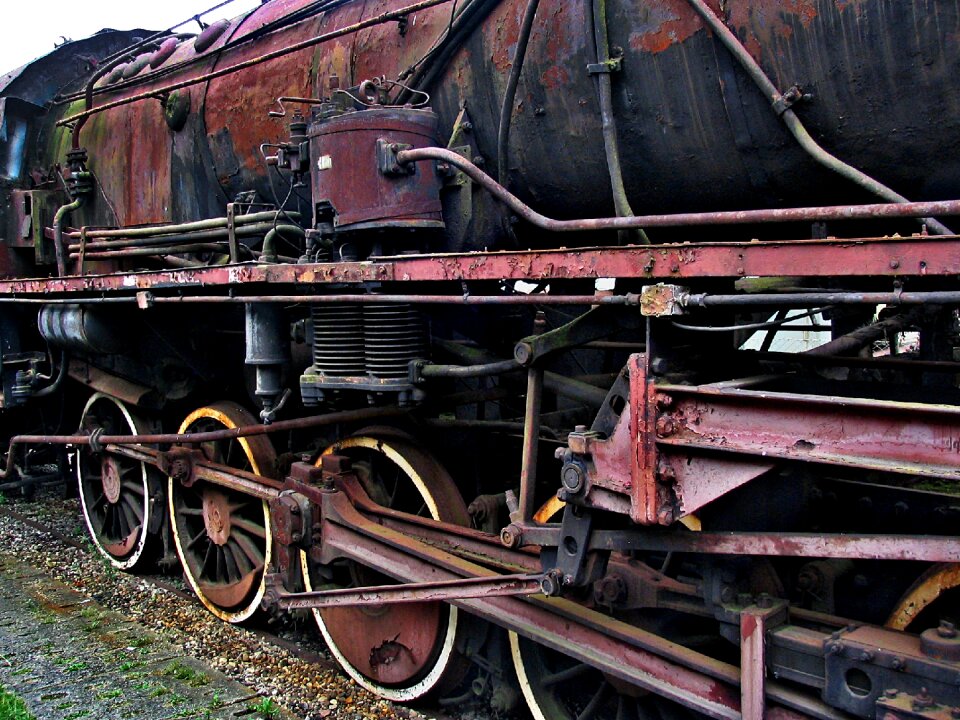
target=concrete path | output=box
[0,554,297,720]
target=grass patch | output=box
[162,660,209,687]
[97,688,123,700]
[128,634,152,649]
[0,686,36,720]
[64,660,88,673]
[117,659,143,672]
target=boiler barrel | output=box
[37,0,960,238]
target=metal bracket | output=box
[587,57,622,75]
[377,139,415,177]
[226,202,239,263]
[514,304,643,366]
[640,284,690,317]
[771,84,812,116]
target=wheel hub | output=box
[202,490,232,545]
[100,456,122,504]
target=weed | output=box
[64,660,88,673]
[149,684,170,698]
[208,690,224,709]
[97,688,123,700]
[162,660,209,687]
[128,634,153,649]
[11,667,29,677]
[64,711,91,720]
[117,659,143,672]
[250,696,280,718]
[54,701,73,710]
[166,691,188,707]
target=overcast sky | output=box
[0,0,263,72]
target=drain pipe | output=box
[684,0,953,236]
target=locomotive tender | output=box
[0,0,958,717]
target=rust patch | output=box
[628,0,715,54]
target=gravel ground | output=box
[0,486,461,720]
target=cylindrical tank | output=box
[28,0,960,243]
[308,107,444,231]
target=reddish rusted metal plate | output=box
[656,383,960,481]
[4,235,960,297]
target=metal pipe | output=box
[399,147,960,231]
[53,197,85,277]
[0,294,634,307]
[684,290,960,309]
[32,352,69,398]
[496,0,541,184]
[435,339,609,406]
[422,418,559,439]
[804,313,915,358]
[0,405,408,480]
[682,0,952,236]
[590,0,647,244]
[57,0,456,128]
[420,358,519,379]
[67,224,279,252]
[64,211,298,240]
[72,243,227,260]
[260,225,306,262]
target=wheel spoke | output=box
[577,683,611,720]
[121,493,144,523]
[231,517,266,539]
[120,479,145,496]
[186,528,208,551]
[227,538,254,575]
[232,529,265,567]
[542,662,592,687]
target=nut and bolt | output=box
[884,689,899,699]
[561,463,585,494]
[655,416,678,438]
[891,657,906,671]
[594,574,627,605]
[938,620,958,639]
[757,593,773,609]
[913,688,935,711]
[500,524,521,548]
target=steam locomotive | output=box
[0,0,958,717]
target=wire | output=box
[671,307,828,333]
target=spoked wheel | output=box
[169,402,276,623]
[886,563,960,631]
[76,393,160,571]
[511,499,703,720]
[510,634,684,720]
[301,431,471,702]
